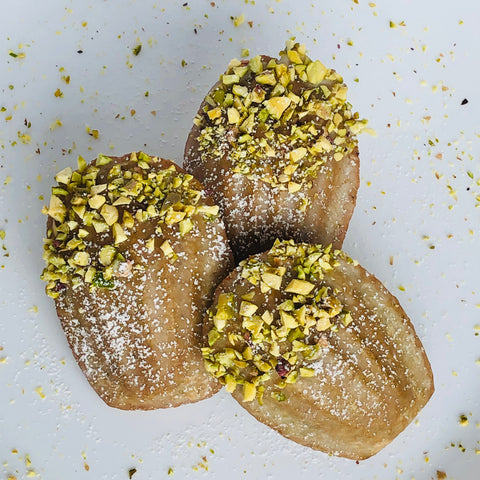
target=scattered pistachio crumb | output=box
[34,386,45,399]
[233,13,245,26]
[49,119,63,130]
[459,414,469,426]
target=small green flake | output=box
[132,44,142,56]
[181,59,187,67]
[128,468,137,478]
[168,467,174,476]
[92,272,115,289]
[459,414,469,426]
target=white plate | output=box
[1,1,479,478]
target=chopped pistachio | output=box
[289,147,307,162]
[92,272,114,289]
[160,239,174,257]
[112,196,131,206]
[249,55,263,73]
[196,204,219,217]
[243,382,256,402]
[165,209,186,225]
[306,60,328,84]
[287,49,303,64]
[72,251,90,266]
[316,317,332,331]
[88,194,106,210]
[285,279,315,295]
[342,312,353,326]
[261,272,283,290]
[92,219,109,233]
[208,328,222,347]
[227,107,240,124]
[146,237,155,252]
[207,107,222,120]
[96,154,112,166]
[288,181,302,193]
[90,183,107,195]
[239,301,258,317]
[261,310,274,325]
[100,204,119,225]
[112,223,127,244]
[255,71,277,86]
[232,84,248,97]
[55,167,73,185]
[99,245,116,266]
[222,74,239,85]
[280,311,298,329]
[264,96,291,119]
[47,195,67,222]
[179,218,193,236]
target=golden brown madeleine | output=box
[184,41,366,262]
[41,152,233,409]
[202,240,434,459]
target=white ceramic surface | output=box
[1,1,479,479]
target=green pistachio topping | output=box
[195,40,367,195]
[41,152,217,298]
[202,239,354,403]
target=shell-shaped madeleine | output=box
[185,41,365,261]
[202,240,434,459]
[41,152,233,409]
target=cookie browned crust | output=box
[202,240,434,459]
[184,41,365,262]
[41,152,233,409]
